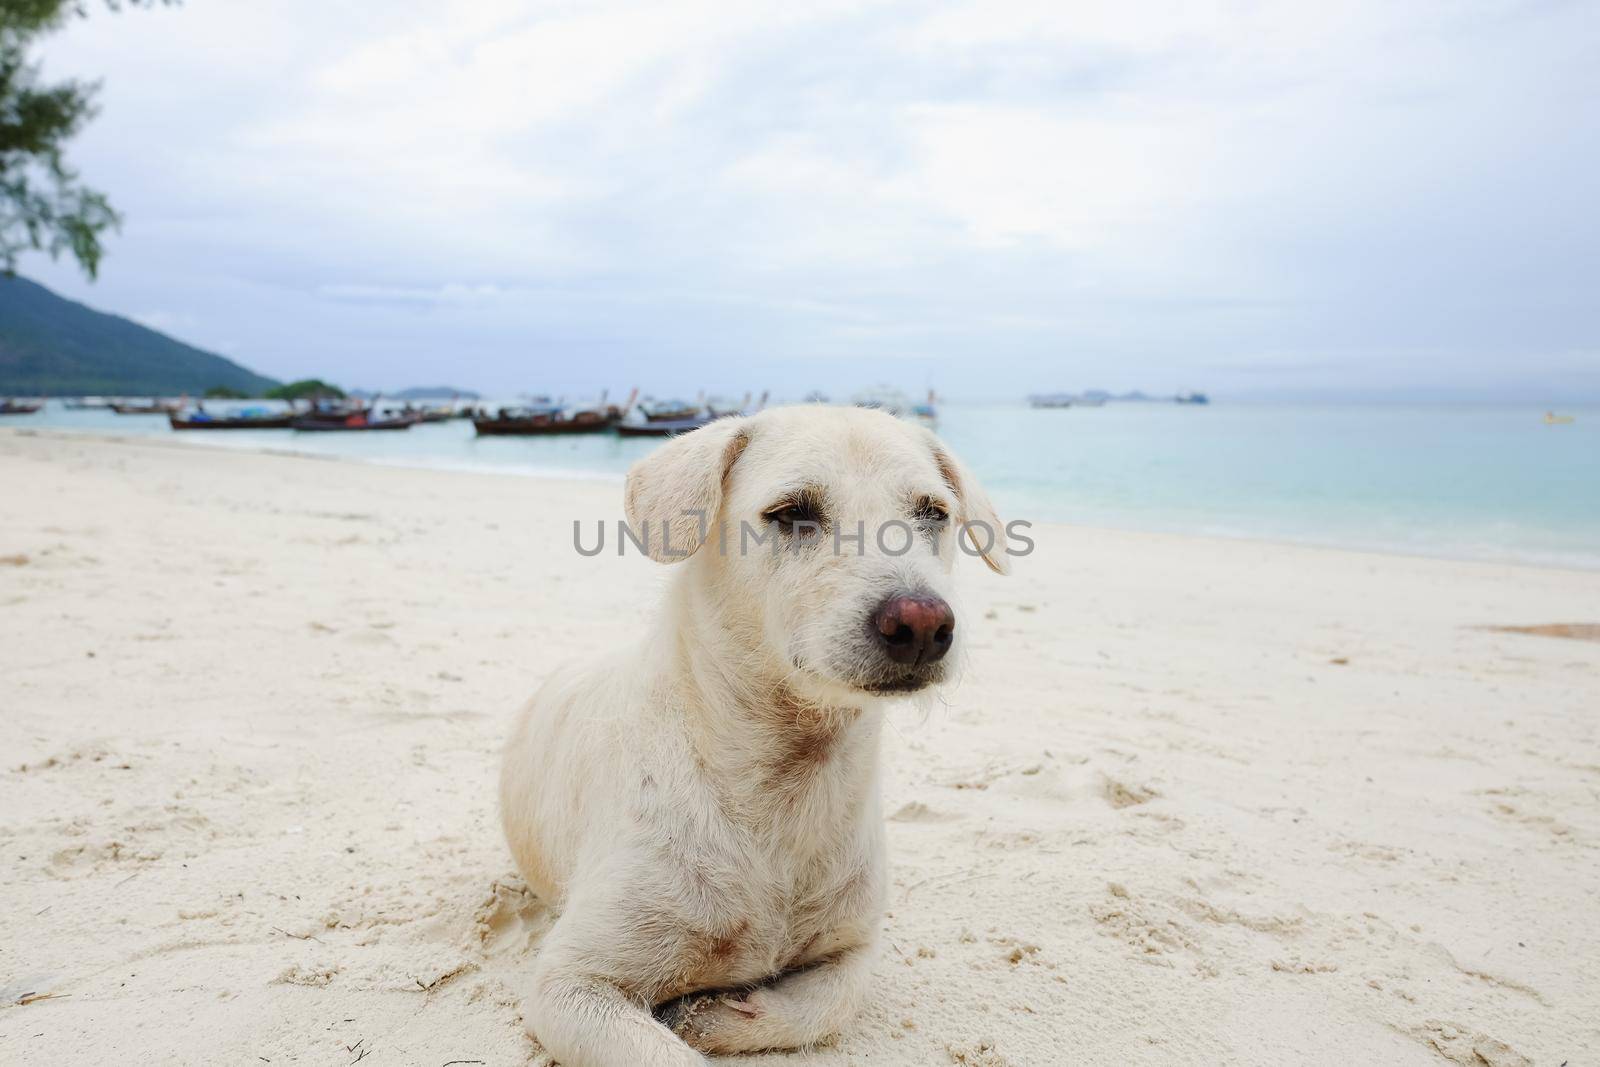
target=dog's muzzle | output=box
[858,593,953,692]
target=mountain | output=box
[0,275,281,396]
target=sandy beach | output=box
[1,428,1596,1067]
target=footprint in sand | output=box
[272,961,340,987]
[48,839,162,877]
[1406,1020,1530,1067]
[474,880,551,957]
[1486,800,1576,843]
[1089,883,1200,968]
[946,1039,1010,1066]
[1099,773,1159,809]
[888,800,963,824]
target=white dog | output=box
[500,405,1008,1066]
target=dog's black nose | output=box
[873,595,955,666]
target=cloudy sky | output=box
[19,0,1600,399]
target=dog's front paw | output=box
[659,990,766,1054]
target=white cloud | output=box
[17,0,1600,397]
[317,283,507,304]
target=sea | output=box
[11,400,1599,570]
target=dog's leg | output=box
[666,941,878,1055]
[523,920,704,1067]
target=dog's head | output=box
[624,405,1009,703]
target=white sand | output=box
[1,428,1596,1066]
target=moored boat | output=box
[703,391,769,418]
[474,405,615,436]
[0,398,43,416]
[291,413,415,431]
[169,407,293,430]
[615,415,714,437]
[640,397,703,422]
[410,403,462,423]
[110,399,181,415]
[1029,392,1107,408]
[853,385,938,426]
[705,393,751,418]
[852,386,913,417]
[1028,394,1074,408]
[474,389,637,436]
[290,402,416,431]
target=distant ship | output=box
[853,386,938,428]
[706,391,769,418]
[1175,391,1210,405]
[1028,391,1107,408]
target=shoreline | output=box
[6,424,1596,576]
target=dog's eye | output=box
[764,499,820,530]
[913,497,951,524]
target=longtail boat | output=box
[706,392,753,418]
[474,407,615,436]
[1028,393,1074,409]
[110,400,181,415]
[473,389,635,436]
[409,402,463,423]
[169,408,293,430]
[291,409,415,432]
[615,414,715,437]
[640,397,703,422]
[0,399,43,416]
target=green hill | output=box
[0,276,281,396]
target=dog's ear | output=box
[924,431,1011,576]
[624,417,751,563]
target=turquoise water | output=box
[10,401,1598,568]
[949,404,1599,569]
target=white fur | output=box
[500,406,1006,1065]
